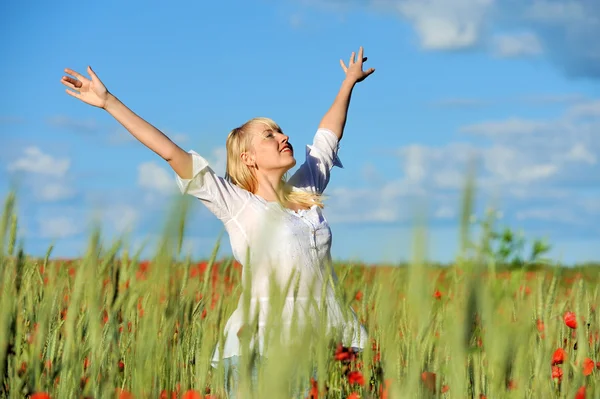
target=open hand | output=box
[61,66,110,108]
[340,46,375,84]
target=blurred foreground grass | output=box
[0,189,599,399]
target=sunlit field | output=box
[1,187,598,399]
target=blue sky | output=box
[1,0,599,265]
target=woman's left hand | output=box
[340,46,375,83]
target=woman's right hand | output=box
[61,66,110,109]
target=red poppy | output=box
[552,366,563,381]
[30,393,51,399]
[355,291,363,301]
[348,393,360,399]
[308,377,319,399]
[182,390,202,399]
[116,389,134,399]
[159,390,177,399]
[433,290,442,300]
[348,370,365,386]
[564,311,577,329]
[575,386,586,399]
[552,348,566,365]
[421,372,436,392]
[583,358,594,376]
[536,319,544,332]
[334,344,356,362]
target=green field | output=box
[1,191,598,399]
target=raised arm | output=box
[61,66,192,179]
[318,46,375,141]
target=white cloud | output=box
[431,93,587,109]
[515,207,583,225]
[565,143,596,165]
[137,161,174,195]
[46,115,98,134]
[524,0,589,25]
[93,204,140,234]
[7,147,70,177]
[460,118,549,136]
[108,128,189,146]
[305,0,600,77]
[435,206,455,219]
[360,162,380,182]
[323,96,600,232]
[396,0,492,50]
[491,32,543,58]
[34,181,76,202]
[38,216,84,239]
[567,100,600,118]
[136,146,224,196]
[209,147,227,177]
[6,147,77,203]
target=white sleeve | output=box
[287,128,344,194]
[175,150,252,222]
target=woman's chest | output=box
[243,204,333,253]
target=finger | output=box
[65,88,82,100]
[87,65,101,84]
[60,77,80,90]
[365,68,376,76]
[362,57,368,63]
[64,68,86,81]
[349,52,355,65]
[62,76,83,88]
[358,46,364,62]
[339,59,348,72]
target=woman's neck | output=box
[254,172,285,203]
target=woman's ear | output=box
[240,151,255,167]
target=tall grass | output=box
[0,186,598,398]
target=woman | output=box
[61,46,375,397]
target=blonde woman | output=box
[61,46,375,397]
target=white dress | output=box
[175,127,368,367]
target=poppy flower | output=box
[552,348,566,365]
[575,386,586,399]
[334,344,356,362]
[551,366,563,381]
[159,390,176,399]
[182,390,202,399]
[348,370,365,386]
[536,319,544,332]
[421,372,436,392]
[564,312,577,329]
[31,393,51,399]
[583,358,594,376]
[116,389,134,399]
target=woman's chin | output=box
[285,158,297,170]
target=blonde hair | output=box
[225,117,324,209]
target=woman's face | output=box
[243,123,296,175]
